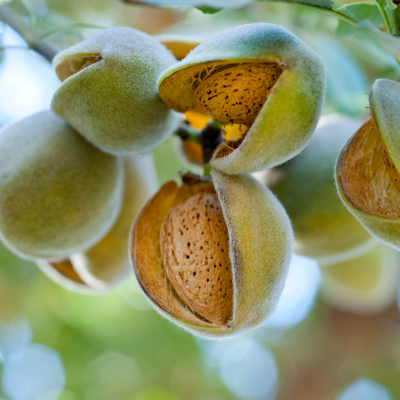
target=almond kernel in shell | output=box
[55,55,103,82]
[338,118,400,219]
[193,62,282,127]
[160,190,233,326]
[132,178,217,326]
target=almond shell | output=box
[130,169,292,339]
[336,80,400,251]
[158,23,326,174]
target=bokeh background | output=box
[0,1,400,399]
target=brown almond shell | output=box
[130,170,292,338]
[336,79,400,251]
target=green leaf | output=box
[124,0,336,12]
[260,0,333,9]
[314,36,369,116]
[393,6,400,35]
[122,0,254,8]
[374,0,387,10]
[335,3,384,37]
[196,6,222,13]
[386,0,397,11]
[357,19,400,61]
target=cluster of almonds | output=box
[0,27,176,292]
[6,21,399,338]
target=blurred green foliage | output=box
[0,240,233,399]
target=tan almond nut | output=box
[338,118,400,219]
[160,190,233,325]
[131,170,293,339]
[158,23,326,175]
[335,79,400,250]
[193,62,282,127]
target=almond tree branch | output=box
[0,4,56,62]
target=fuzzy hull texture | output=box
[336,81,400,251]
[131,170,293,339]
[51,27,181,154]
[159,23,326,174]
[0,110,123,260]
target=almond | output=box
[158,23,325,175]
[336,79,400,251]
[131,170,293,339]
[160,190,233,325]
[193,62,282,126]
[0,110,123,261]
[51,27,181,154]
[55,54,102,82]
[338,118,400,218]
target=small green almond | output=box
[158,23,326,175]
[51,27,181,154]
[0,110,123,261]
[320,243,400,314]
[267,115,374,265]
